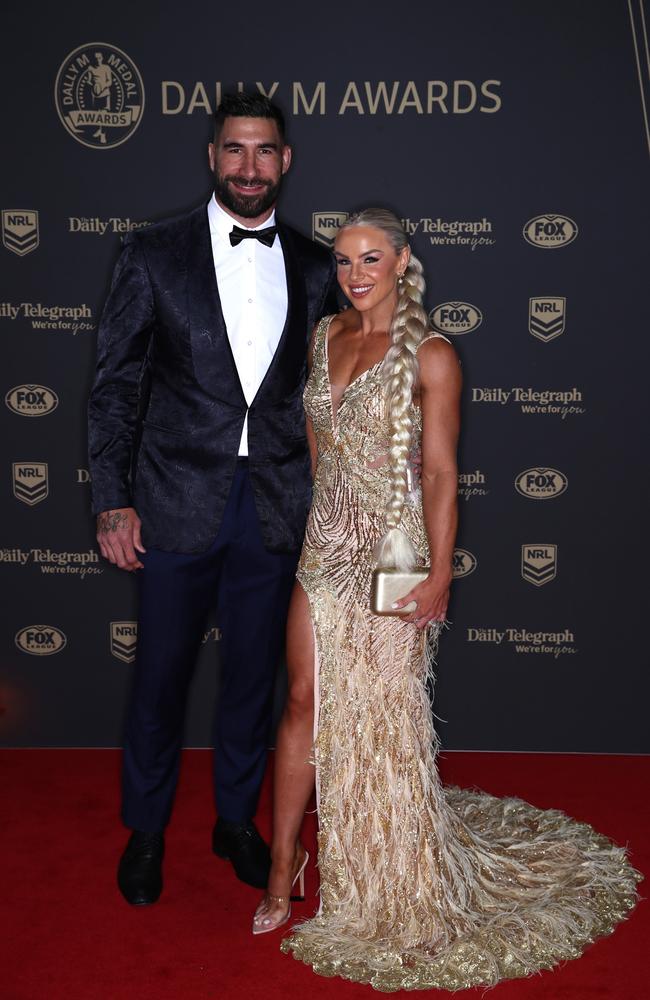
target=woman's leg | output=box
[253,581,315,930]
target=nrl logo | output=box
[452,548,477,579]
[515,468,568,500]
[521,544,557,586]
[529,297,566,342]
[2,210,39,256]
[312,212,348,248]
[523,214,578,249]
[13,462,49,506]
[15,625,67,656]
[110,621,137,663]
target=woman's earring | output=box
[397,273,404,286]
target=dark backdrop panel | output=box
[2,0,649,750]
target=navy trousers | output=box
[121,461,299,832]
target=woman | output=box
[252,209,640,991]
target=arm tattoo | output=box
[98,511,129,534]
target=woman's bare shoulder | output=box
[417,335,461,389]
[328,307,358,338]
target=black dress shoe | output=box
[117,830,164,905]
[212,819,271,889]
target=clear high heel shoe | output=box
[251,848,309,936]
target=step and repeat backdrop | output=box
[2,1,649,751]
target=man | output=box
[86,52,113,108]
[88,93,337,905]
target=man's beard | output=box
[214,171,282,219]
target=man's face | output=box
[208,117,291,223]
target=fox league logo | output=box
[55,43,145,149]
[110,621,137,663]
[15,625,67,655]
[523,214,578,248]
[529,297,566,342]
[515,468,568,499]
[521,544,557,586]
[312,212,348,248]
[430,302,482,336]
[2,210,39,256]
[453,548,477,578]
[13,462,49,506]
[6,385,58,417]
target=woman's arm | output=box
[393,337,462,627]
[306,417,318,478]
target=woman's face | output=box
[334,226,409,312]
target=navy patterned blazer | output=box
[88,203,337,553]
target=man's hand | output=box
[96,507,145,571]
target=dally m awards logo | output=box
[6,385,58,417]
[430,302,482,336]
[453,548,477,579]
[13,462,48,506]
[111,621,137,663]
[15,625,67,656]
[523,215,578,249]
[312,212,348,248]
[521,544,557,586]
[529,297,566,342]
[2,210,39,256]
[55,43,144,149]
[515,468,567,500]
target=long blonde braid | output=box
[338,209,431,570]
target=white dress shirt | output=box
[207,195,288,455]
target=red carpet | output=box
[1,750,647,1000]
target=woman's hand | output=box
[392,570,452,629]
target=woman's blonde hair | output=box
[338,208,431,570]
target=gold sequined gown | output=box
[281,316,640,992]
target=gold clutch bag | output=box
[370,568,429,615]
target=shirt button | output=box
[247,340,252,346]
[248,298,253,304]
[248,257,253,263]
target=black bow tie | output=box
[229,224,277,248]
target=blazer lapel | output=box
[186,206,246,401]
[251,223,308,406]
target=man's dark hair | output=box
[213,92,286,143]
